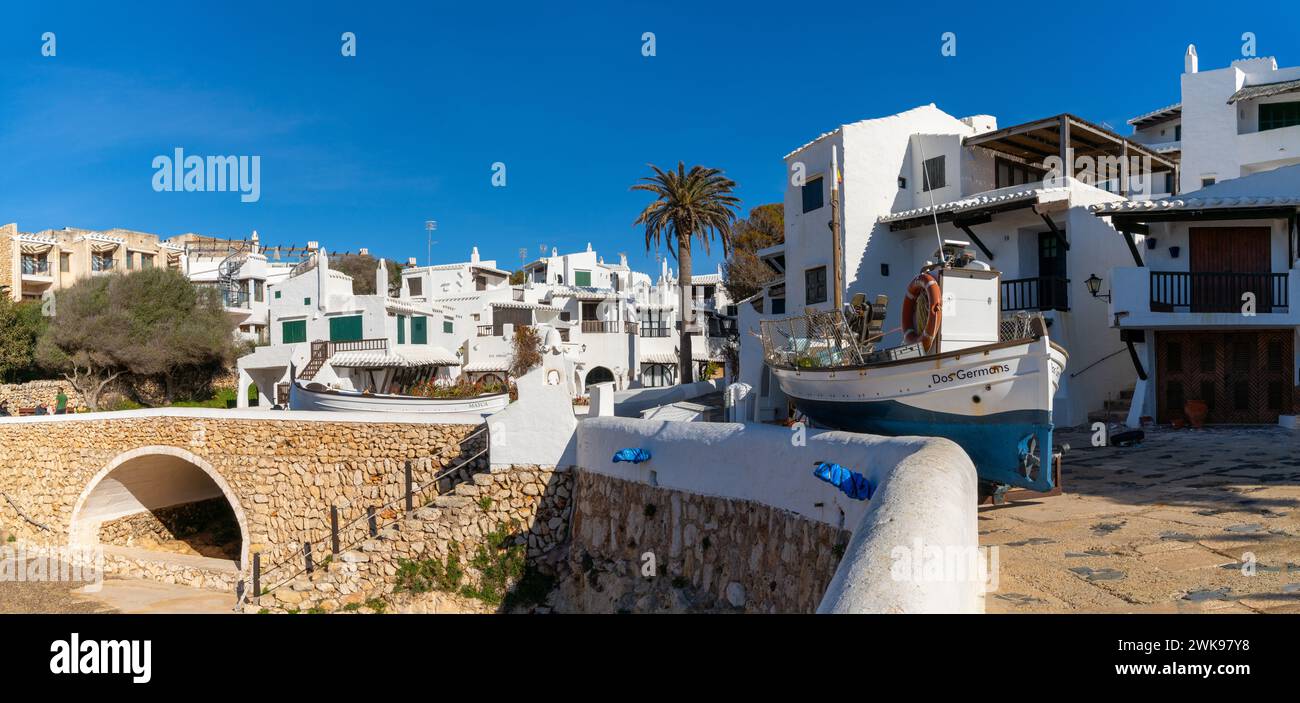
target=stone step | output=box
[1087,410,1129,425]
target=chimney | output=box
[471,246,480,263]
[586,242,593,252]
[407,257,417,266]
[307,240,319,251]
[376,258,389,297]
[1185,44,1198,73]
[620,253,628,267]
[316,248,330,312]
[359,247,369,256]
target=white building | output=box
[463,245,734,396]
[176,232,295,345]
[236,249,461,407]
[739,105,1175,427]
[1128,46,1300,194]
[1094,164,1300,426]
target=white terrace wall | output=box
[569,417,981,614]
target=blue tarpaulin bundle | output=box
[813,462,873,500]
[612,448,651,464]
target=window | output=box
[801,176,824,213]
[397,314,406,344]
[771,298,786,315]
[643,364,675,388]
[1260,102,1300,132]
[254,280,264,302]
[92,252,114,272]
[805,266,827,305]
[60,253,70,273]
[407,277,422,297]
[328,315,363,342]
[897,176,906,189]
[411,316,428,344]
[141,253,154,270]
[443,320,454,334]
[574,270,592,287]
[281,319,307,344]
[304,297,311,306]
[995,157,1045,189]
[1201,176,1216,188]
[1175,124,1182,141]
[125,252,134,270]
[922,155,946,191]
[274,290,281,299]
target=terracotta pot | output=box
[1171,417,1186,429]
[1184,400,1208,429]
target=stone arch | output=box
[69,446,250,572]
[584,366,615,387]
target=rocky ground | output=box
[983,425,1300,613]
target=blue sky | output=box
[1,1,1295,275]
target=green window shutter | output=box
[304,297,311,306]
[328,315,364,342]
[282,320,307,344]
[412,316,428,344]
[274,290,281,299]
[574,270,591,287]
[443,320,453,334]
[397,315,406,344]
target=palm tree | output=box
[632,162,740,384]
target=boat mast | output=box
[830,145,844,310]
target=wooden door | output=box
[1188,227,1272,312]
[1156,330,1293,424]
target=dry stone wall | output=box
[553,470,848,614]
[0,380,82,412]
[257,465,573,612]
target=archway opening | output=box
[585,366,615,387]
[72,450,248,569]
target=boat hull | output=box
[771,337,1066,491]
[289,382,509,415]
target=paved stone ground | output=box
[983,425,1300,614]
[0,557,235,614]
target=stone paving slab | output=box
[985,426,1300,614]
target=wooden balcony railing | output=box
[580,320,621,334]
[1001,276,1069,312]
[1150,271,1288,313]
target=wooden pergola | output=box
[965,113,1179,196]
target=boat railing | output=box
[760,311,867,369]
[998,311,1048,342]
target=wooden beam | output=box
[1118,227,1144,267]
[1126,339,1148,381]
[1039,213,1069,251]
[957,224,995,261]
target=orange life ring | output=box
[902,273,942,351]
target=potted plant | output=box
[1183,399,1208,428]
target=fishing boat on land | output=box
[760,261,1066,493]
[286,362,509,415]
[288,380,510,414]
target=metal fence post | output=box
[252,552,261,600]
[330,506,340,556]
[405,459,414,514]
[304,541,313,575]
[367,505,377,537]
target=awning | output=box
[880,185,1071,231]
[400,347,460,366]
[640,352,679,365]
[1128,103,1182,129]
[1227,78,1300,104]
[462,360,509,373]
[965,113,1178,174]
[331,347,461,368]
[330,351,408,368]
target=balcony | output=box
[639,325,671,338]
[1000,276,1069,312]
[21,258,50,277]
[1150,271,1288,313]
[477,324,494,337]
[1109,267,1300,328]
[222,290,251,310]
[580,320,622,334]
